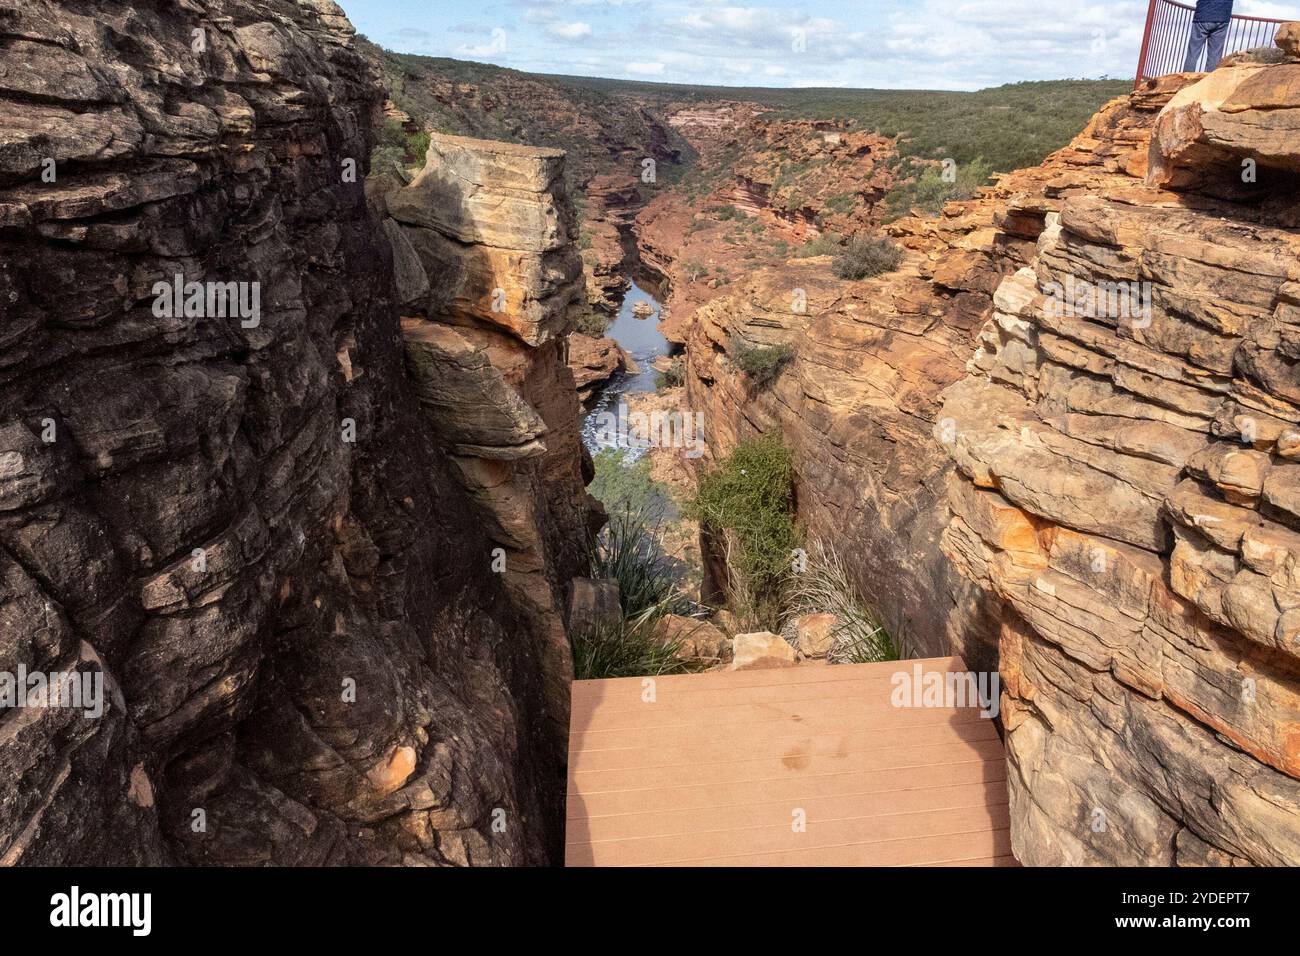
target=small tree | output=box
[832,236,903,281]
[731,338,795,389]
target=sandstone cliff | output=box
[677,58,1300,863]
[938,56,1300,865]
[0,0,585,866]
[679,81,1172,669]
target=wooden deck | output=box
[566,656,1014,866]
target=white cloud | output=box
[370,0,1271,90]
[549,21,594,39]
[1237,0,1300,16]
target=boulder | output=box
[711,608,741,635]
[794,612,838,658]
[730,631,797,670]
[1147,62,1300,189]
[654,614,731,663]
[568,332,634,402]
[1277,21,1300,59]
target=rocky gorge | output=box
[671,57,1300,863]
[2,0,1297,870]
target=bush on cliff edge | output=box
[690,433,800,630]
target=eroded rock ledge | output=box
[938,54,1300,864]
[0,0,584,866]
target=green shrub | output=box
[885,156,995,219]
[825,192,858,215]
[406,129,431,164]
[731,338,794,388]
[589,450,667,517]
[574,307,611,336]
[571,619,693,680]
[683,260,709,282]
[796,231,844,257]
[655,357,685,391]
[372,118,431,173]
[832,236,904,281]
[690,434,799,630]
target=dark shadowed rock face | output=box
[0,0,577,865]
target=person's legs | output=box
[1183,21,1211,71]
[1204,21,1230,69]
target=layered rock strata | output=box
[937,52,1300,864]
[381,133,594,746]
[0,0,582,866]
[680,83,1179,671]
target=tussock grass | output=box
[576,505,694,679]
[588,505,688,627]
[786,538,899,664]
[572,619,692,680]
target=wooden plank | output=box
[567,758,1007,819]
[569,702,982,749]
[566,779,1009,845]
[569,693,986,735]
[565,657,1013,866]
[568,803,1011,866]
[569,738,1006,794]
[570,656,967,698]
[570,670,992,718]
[636,828,1015,867]
[569,719,1000,773]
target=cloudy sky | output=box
[343,0,1299,90]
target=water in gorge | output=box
[580,277,671,459]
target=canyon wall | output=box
[679,83,1172,669]
[0,0,584,866]
[678,57,1300,863]
[938,56,1300,865]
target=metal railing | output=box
[1135,0,1289,87]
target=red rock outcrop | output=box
[568,332,636,403]
[680,83,1177,672]
[677,61,1300,862]
[0,0,583,866]
[937,49,1300,864]
[382,133,595,734]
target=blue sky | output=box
[342,0,1299,90]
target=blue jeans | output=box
[1184,21,1230,71]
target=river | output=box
[580,276,671,458]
